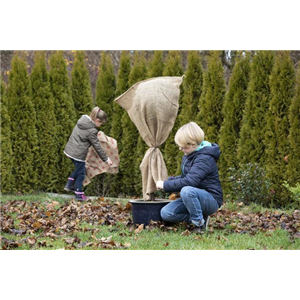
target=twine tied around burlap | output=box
[115,76,184,200]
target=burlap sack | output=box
[115,76,184,200]
[83,131,119,186]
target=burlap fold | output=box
[115,76,183,200]
[83,131,119,187]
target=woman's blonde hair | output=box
[90,107,108,123]
[174,122,204,147]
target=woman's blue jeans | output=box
[160,186,219,226]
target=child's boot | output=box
[75,191,88,201]
[64,178,75,192]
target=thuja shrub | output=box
[283,182,300,205]
[228,163,273,206]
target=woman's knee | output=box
[180,186,196,200]
[160,205,169,220]
[160,205,174,222]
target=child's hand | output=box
[156,181,164,190]
[106,157,113,166]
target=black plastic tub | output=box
[129,199,171,226]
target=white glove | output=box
[106,157,113,166]
[156,181,164,190]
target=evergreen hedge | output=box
[7,54,38,193]
[1,78,14,193]
[31,51,58,191]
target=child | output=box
[156,122,223,232]
[64,107,113,201]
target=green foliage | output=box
[95,51,116,134]
[111,50,131,152]
[162,51,184,176]
[71,51,93,119]
[196,50,226,143]
[0,78,14,193]
[120,51,147,196]
[219,53,251,193]
[237,51,275,165]
[287,64,300,185]
[179,51,203,126]
[175,51,203,173]
[128,51,147,86]
[31,51,58,191]
[120,111,139,196]
[283,182,300,204]
[7,54,38,193]
[228,163,273,206]
[90,52,117,196]
[115,51,132,97]
[163,50,183,77]
[109,51,131,197]
[49,51,76,191]
[147,51,164,78]
[265,51,296,206]
[4,50,300,209]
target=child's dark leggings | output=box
[69,158,86,192]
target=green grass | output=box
[223,199,295,215]
[1,193,299,250]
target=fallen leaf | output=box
[64,237,75,244]
[181,229,190,236]
[169,193,178,200]
[32,222,42,229]
[135,224,144,234]
[27,237,37,245]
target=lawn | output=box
[1,193,299,250]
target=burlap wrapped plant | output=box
[115,76,184,200]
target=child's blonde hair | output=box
[175,122,204,147]
[90,107,107,123]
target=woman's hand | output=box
[156,181,164,190]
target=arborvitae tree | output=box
[196,50,226,143]
[111,50,131,153]
[109,51,131,197]
[7,54,38,193]
[1,78,14,193]
[147,50,164,78]
[71,51,93,120]
[95,51,116,134]
[31,51,58,191]
[128,51,147,86]
[120,51,147,196]
[175,51,203,174]
[49,51,76,191]
[179,51,203,127]
[162,51,184,176]
[237,51,275,165]
[287,63,300,185]
[265,51,295,206]
[218,53,251,192]
[89,52,116,196]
